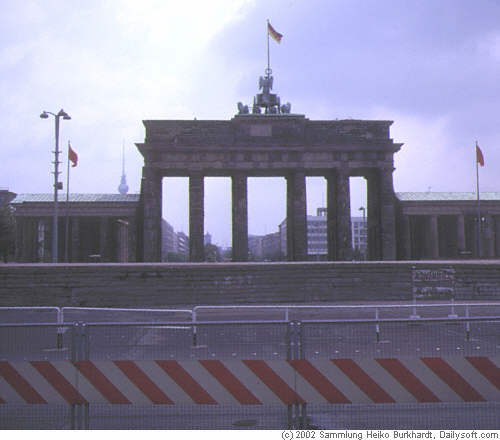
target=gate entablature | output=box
[136,116,402,176]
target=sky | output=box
[2,0,500,247]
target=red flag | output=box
[68,142,78,167]
[476,144,484,167]
[268,22,282,44]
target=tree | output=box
[0,205,15,262]
[204,243,221,262]
[165,251,187,262]
[221,247,232,261]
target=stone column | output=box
[400,214,411,260]
[14,217,25,262]
[70,217,80,262]
[380,167,396,260]
[429,215,439,259]
[36,218,48,262]
[99,217,111,262]
[483,214,494,258]
[494,216,500,258]
[325,172,337,261]
[335,169,351,260]
[286,172,307,261]
[457,214,466,255]
[141,166,162,262]
[29,218,37,262]
[472,215,479,258]
[21,218,35,262]
[127,216,137,262]
[366,170,381,260]
[231,173,248,262]
[325,169,351,261]
[117,219,129,263]
[189,173,205,262]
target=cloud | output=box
[2,0,500,247]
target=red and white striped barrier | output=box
[0,357,499,405]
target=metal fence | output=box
[192,301,500,322]
[1,305,500,429]
[3,301,500,324]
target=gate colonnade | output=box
[136,115,402,262]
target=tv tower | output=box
[118,142,129,195]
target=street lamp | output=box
[40,109,71,263]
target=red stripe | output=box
[0,394,4,404]
[466,357,500,390]
[421,358,485,402]
[113,361,173,404]
[288,360,350,403]
[0,361,46,404]
[73,361,130,404]
[156,361,216,404]
[243,360,305,405]
[30,361,87,404]
[331,359,395,403]
[199,360,261,405]
[376,358,440,403]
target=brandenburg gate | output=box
[136,73,402,262]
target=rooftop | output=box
[396,192,500,202]
[12,193,140,204]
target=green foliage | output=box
[221,247,232,261]
[204,243,221,262]
[351,247,365,261]
[164,252,187,262]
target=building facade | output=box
[396,192,500,259]
[161,219,176,261]
[262,232,281,261]
[248,235,264,260]
[352,216,367,259]
[176,232,189,258]
[11,194,139,263]
[307,208,328,259]
[9,190,500,263]
[280,209,368,261]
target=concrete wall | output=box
[0,261,499,308]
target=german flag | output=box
[476,143,484,167]
[68,142,78,167]
[268,22,282,44]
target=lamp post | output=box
[358,206,366,260]
[40,109,71,263]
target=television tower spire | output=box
[118,141,129,195]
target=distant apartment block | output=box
[176,231,189,257]
[161,220,176,260]
[280,208,367,260]
[248,235,264,259]
[352,216,367,258]
[262,232,281,260]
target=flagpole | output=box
[266,19,270,76]
[476,140,481,258]
[64,141,71,262]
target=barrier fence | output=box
[0,306,500,429]
[3,302,500,323]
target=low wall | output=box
[0,261,499,308]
